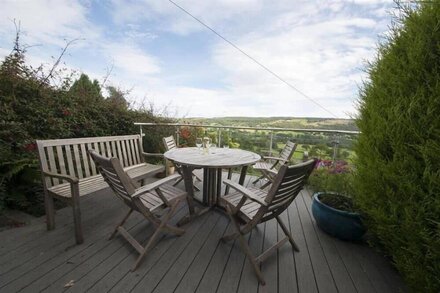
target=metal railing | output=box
[135,122,359,165]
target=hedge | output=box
[354,2,440,291]
[0,39,172,216]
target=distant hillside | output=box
[182,117,358,131]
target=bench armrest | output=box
[43,171,79,184]
[223,179,267,207]
[132,173,181,198]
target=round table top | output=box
[164,147,261,168]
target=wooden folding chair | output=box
[219,159,317,285]
[252,141,297,189]
[89,150,187,271]
[163,135,202,190]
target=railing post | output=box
[269,131,274,156]
[332,135,340,167]
[176,127,180,147]
[218,129,221,147]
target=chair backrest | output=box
[279,141,296,163]
[36,135,144,188]
[258,159,317,222]
[163,136,177,151]
[88,150,136,208]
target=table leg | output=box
[216,168,222,205]
[181,165,196,216]
[208,168,217,206]
[178,166,212,226]
[203,168,209,204]
[239,165,248,186]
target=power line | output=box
[167,0,339,118]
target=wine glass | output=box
[206,138,212,149]
[196,138,202,151]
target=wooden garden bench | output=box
[36,135,164,244]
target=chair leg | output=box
[252,175,264,184]
[259,180,272,190]
[221,232,240,242]
[193,172,202,182]
[237,232,266,285]
[224,205,266,285]
[161,199,185,236]
[132,201,184,271]
[276,215,299,251]
[173,176,184,186]
[132,225,164,271]
[193,184,201,192]
[109,209,133,240]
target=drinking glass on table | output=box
[196,138,203,152]
[206,138,212,149]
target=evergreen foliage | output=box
[0,38,172,216]
[354,2,440,291]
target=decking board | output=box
[0,173,406,293]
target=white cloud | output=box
[0,0,99,47]
[103,44,161,75]
[0,0,396,118]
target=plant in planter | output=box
[308,160,366,241]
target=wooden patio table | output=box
[164,147,260,224]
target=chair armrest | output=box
[262,156,288,163]
[265,169,278,177]
[43,171,79,184]
[132,174,181,197]
[223,179,267,207]
[141,152,164,158]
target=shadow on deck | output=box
[0,172,406,293]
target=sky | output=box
[0,0,395,118]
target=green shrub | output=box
[0,38,172,216]
[354,2,440,291]
[308,167,354,198]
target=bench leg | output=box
[44,191,55,230]
[71,183,83,244]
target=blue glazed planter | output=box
[312,192,366,241]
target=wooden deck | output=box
[0,172,406,293]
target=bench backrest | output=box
[36,135,144,188]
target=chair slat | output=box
[163,136,176,151]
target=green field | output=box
[177,117,358,165]
[183,117,358,132]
